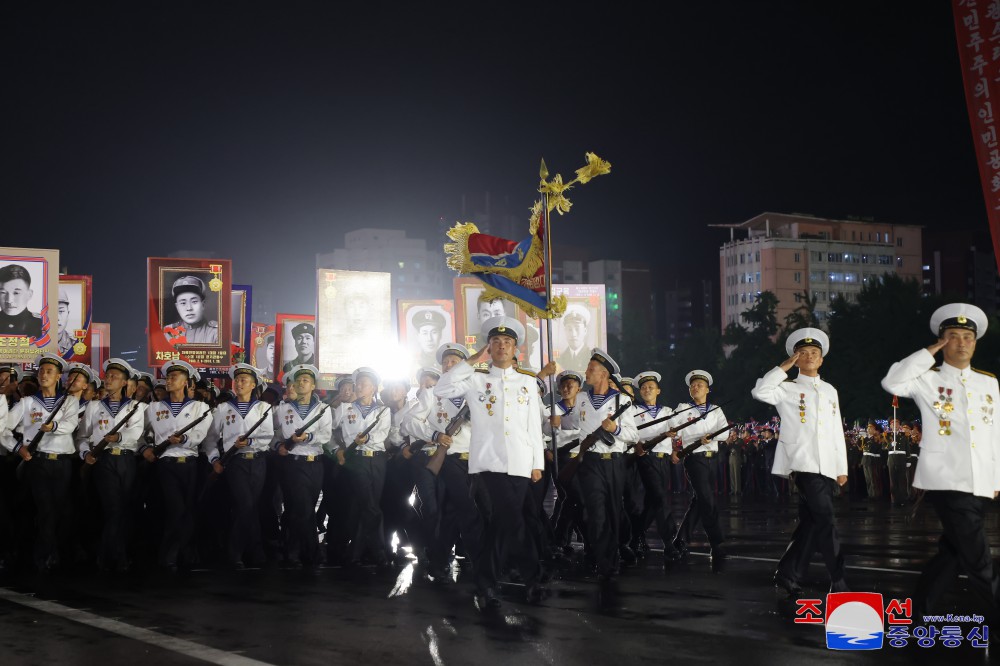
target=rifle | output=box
[81,401,144,479]
[153,407,213,457]
[556,399,633,486]
[676,421,735,460]
[343,404,389,455]
[636,399,732,431]
[628,401,731,453]
[24,394,69,456]
[199,405,273,501]
[426,403,471,476]
[283,402,331,452]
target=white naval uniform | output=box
[276,397,333,457]
[669,402,728,455]
[434,363,543,478]
[882,350,1000,499]
[144,399,211,458]
[633,403,674,454]
[204,400,275,464]
[78,398,147,456]
[575,389,638,454]
[0,393,11,451]
[6,394,80,455]
[408,388,471,455]
[751,368,848,480]
[333,401,391,453]
[549,400,582,455]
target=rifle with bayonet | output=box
[81,401,144,479]
[152,407,214,457]
[556,399,634,485]
[675,421,735,460]
[342,404,389,455]
[199,405,273,501]
[425,402,471,476]
[283,403,331,452]
[21,394,69,459]
[628,399,732,454]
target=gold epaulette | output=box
[474,368,489,374]
[974,368,997,378]
[516,368,537,377]
[931,367,940,372]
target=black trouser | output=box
[578,453,624,577]
[471,471,537,592]
[259,453,284,563]
[345,452,388,564]
[322,456,351,564]
[916,491,998,615]
[280,455,323,565]
[381,452,419,558]
[525,459,553,560]
[553,452,586,550]
[435,455,482,568]
[677,453,723,549]
[777,472,845,584]
[907,456,918,499]
[224,454,267,565]
[157,457,198,567]
[638,454,677,544]
[887,453,908,503]
[94,452,137,569]
[412,460,440,558]
[27,456,72,568]
[620,454,644,547]
[0,454,18,561]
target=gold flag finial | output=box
[539,158,549,181]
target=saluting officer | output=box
[276,364,331,572]
[882,304,1000,616]
[140,359,212,572]
[80,358,147,572]
[575,349,638,584]
[6,353,80,572]
[335,367,392,568]
[632,371,682,566]
[205,363,275,568]
[751,328,849,595]
[434,316,545,609]
[670,370,729,571]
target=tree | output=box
[783,289,819,331]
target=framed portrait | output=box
[0,247,60,361]
[91,322,110,377]
[231,284,252,364]
[540,284,608,375]
[249,322,276,381]
[316,269,392,381]
[397,299,455,369]
[57,275,93,363]
[453,277,520,350]
[147,257,232,369]
[274,313,315,384]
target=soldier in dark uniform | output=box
[281,323,315,375]
[886,419,910,507]
[164,276,218,344]
[0,264,43,339]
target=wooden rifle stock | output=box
[426,403,470,476]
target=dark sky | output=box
[3,1,986,362]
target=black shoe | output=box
[711,547,728,573]
[672,539,690,558]
[830,579,850,593]
[525,583,544,604]
[773,571,802,596]
[619,545,637,566]
[663,547,682,566]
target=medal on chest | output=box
[934,387,953,436]
[983,394,994,425]
[799,393,806,424]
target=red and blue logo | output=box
[825,592,884,650]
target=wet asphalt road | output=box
[0,496,996,665]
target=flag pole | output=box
[541,159,559,477]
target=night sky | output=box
[4,2,986,364]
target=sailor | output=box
[164,276,218,344]
[434,315,545,608]
[669,370,729,571]
[80,357,147,572]
[205,363,275,568]
[140,359,212,572]
[6,353,79,572]
[882,304,1000,616]
[334,367,392,568]
[632,370,682,566]
[549,369,586,556]
[276,363,332,572]
[752,328,849,595]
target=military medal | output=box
[799,393,806,424]
[934,387,953,436]
[983,395,994,425]
[209,264,224,292]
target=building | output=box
[659,279,715,350]
[922,229,1000,314]
[715,212,923,331]
[316,229,449,302]
[587,260,652,339]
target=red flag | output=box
[892,395,899,409]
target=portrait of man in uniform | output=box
[162,274,219,344]
[0,263,44,339]
[57,287,74,355]
[282,322,316,374]
[55,278,90,359]
[557,303,591,373]
[399,301,455,369]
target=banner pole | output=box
[542,184,559,479]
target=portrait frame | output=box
[0,246,59,361]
